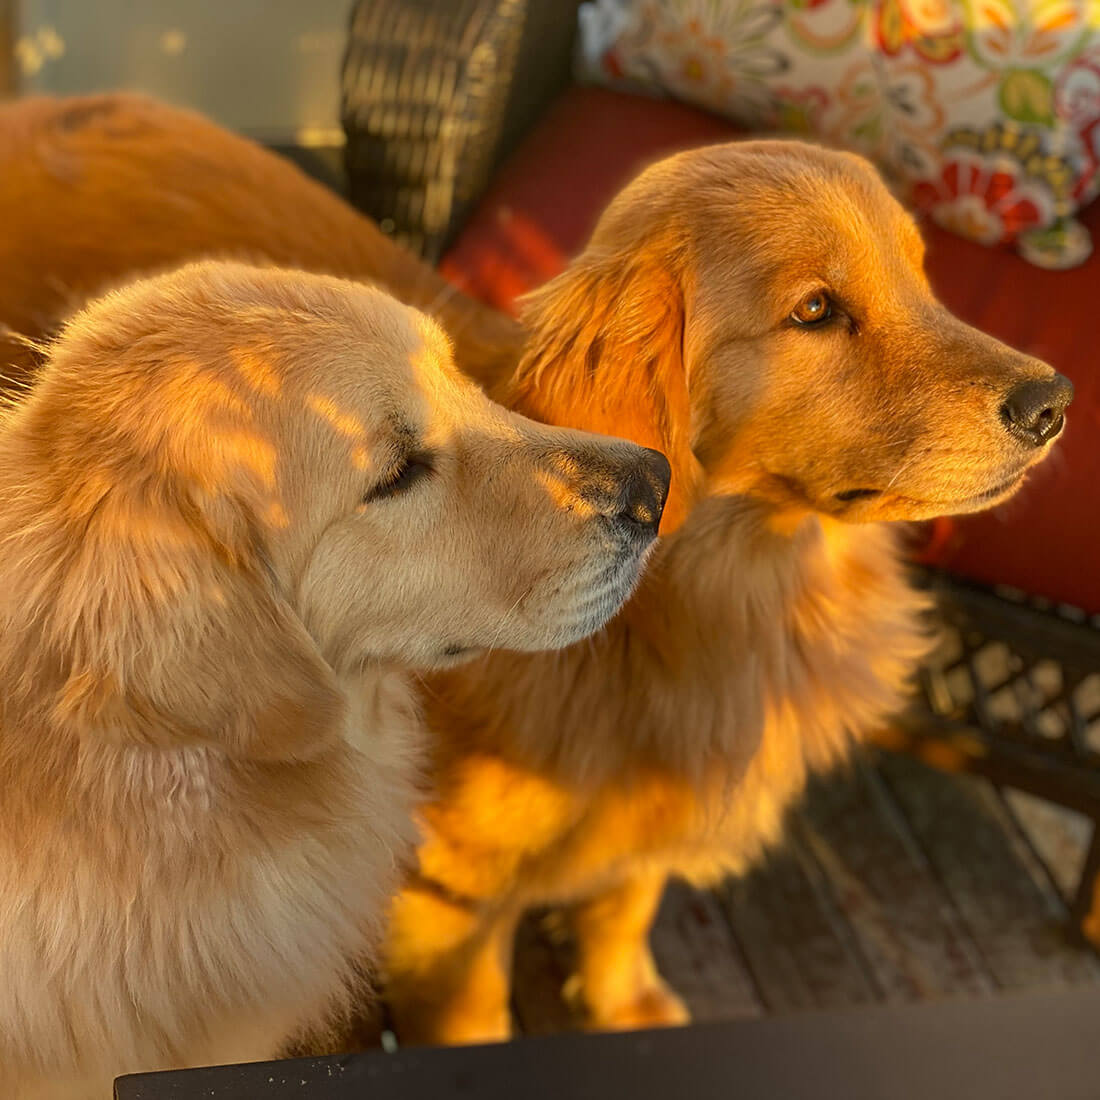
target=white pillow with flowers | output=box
[577,0,1100,268]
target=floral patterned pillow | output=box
[577,0,1100,268]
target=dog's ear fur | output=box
[41,479,345,762]
[503,247,703,534]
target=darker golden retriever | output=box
[0,259,667,1097]
[385,141,1072,1042]
[0,93,522,396]
[0,95,1071,1046]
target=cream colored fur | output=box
[0,260,665,1096]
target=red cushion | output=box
[442,87,1100,613]
[440,88,738,309]
[917,220,1100,614]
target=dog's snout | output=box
[617,447,671,533]
[568,445,671,533]
[598,444,664,534]
[1000,374,1073,447]
[550,442,671,535]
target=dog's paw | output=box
[390,999,513,1047]
[570,976,690,1032]
[434,1008,514,1047]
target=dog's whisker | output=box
[485,584,537,653]
[882,452,919,492]
[410,669,442,703]
[421,278,462,323]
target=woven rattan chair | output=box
[342,0,581,261]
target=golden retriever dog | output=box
[383,141,1074,1043]
[0,93,523,397]
[0,259,669,1097]
[0,95,1072,1044]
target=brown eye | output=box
[363,455,433,503]
[791,291,833,327]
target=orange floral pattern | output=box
[911,153,1046,242]
[579,0,1100,267]
[875,0,966,63]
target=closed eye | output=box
[363,453,434,503]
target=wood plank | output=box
[877,750,1100,989]
[718,829,880,1012]
[1002,788,1094,904]
[795,753,992,1002]
[649,880,763,1023]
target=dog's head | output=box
[507,141,1071,528]
[0,262,668,760]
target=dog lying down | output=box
[0,261,669,1098]
[0,93,524,398]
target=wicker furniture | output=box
[342,0,580,261]
[885,569,1100,946]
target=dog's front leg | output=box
[385,884,520,1046]
[568,870,689,1031]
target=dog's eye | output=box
[791,292,834,327]
[364,456,433,503]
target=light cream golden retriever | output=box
[0,260,668,1097]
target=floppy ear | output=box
[502,247,703,534]
[51,483,345,762]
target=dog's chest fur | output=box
[423,502,931,902]
[0,669,421,1094]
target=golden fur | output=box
[0,260,666,1096]
[384,142,1072,1042]
[0,93,523,396]
[0,95,1070,1047]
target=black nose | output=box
[1000,374,1073,446]
[615,447,671,534]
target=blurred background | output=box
[6,0,348,146]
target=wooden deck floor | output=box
[334,747,1099,1053]
[501,749,1100,1039]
